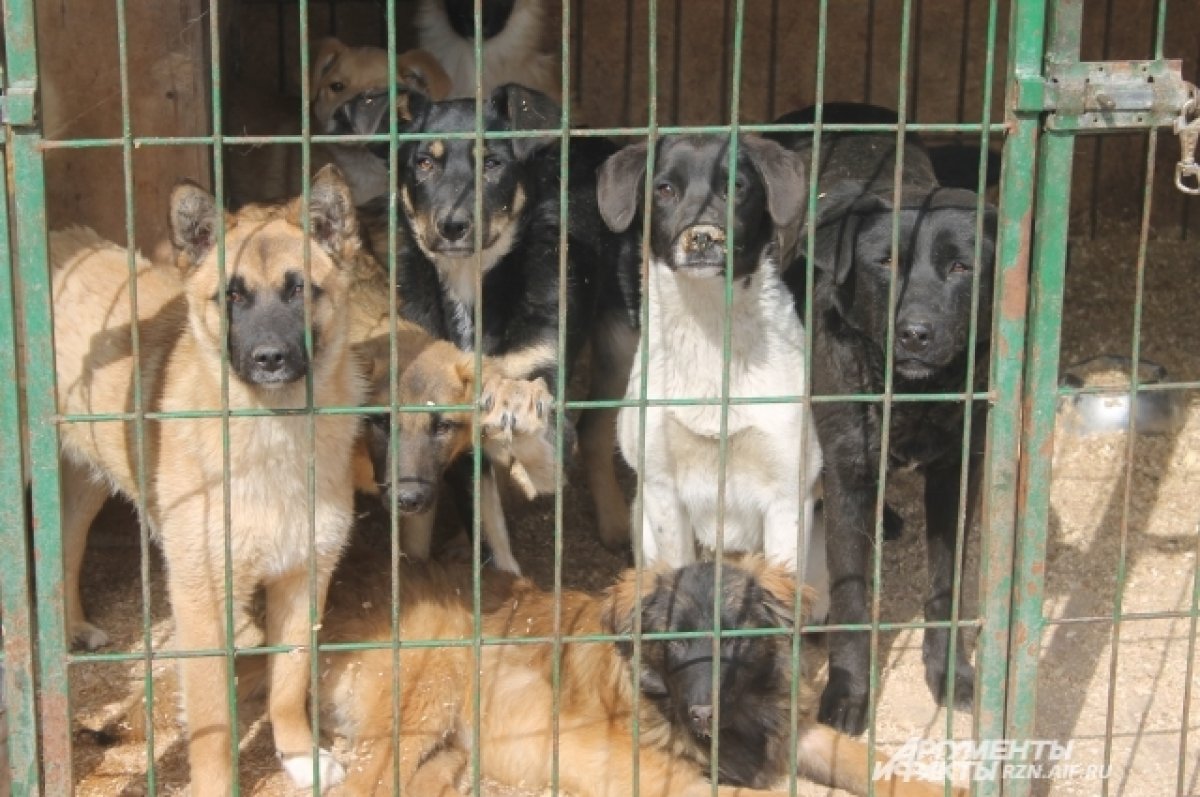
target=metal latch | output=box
[1043,60,1192,131]
[1034,59,1200,196]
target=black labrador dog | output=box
[769,105,997,735]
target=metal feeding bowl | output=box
[1059,355,1185,436]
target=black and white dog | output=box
[342,83,629,549]
[770,104,997,735]
[596,135,827,609]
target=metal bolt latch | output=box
[1175,95,1200,195]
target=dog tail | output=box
[796,723,969,797]
[48,226,125,271]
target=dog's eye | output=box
[433,417,458,435]
[416,154,436,171]
[329,81,346,93]
[718,177,747,197]
[877,256,894,268]
[950,261,972,274]
[483,155,502,171]
[289,279,305,300]
[226,287,245,304]
[655,182,676,201]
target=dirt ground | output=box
[59,225,1200,796]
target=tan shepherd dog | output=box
[311,555,964,796]
[53,165,362,793]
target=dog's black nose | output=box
[691,231,713,250]
[394,481,434,514]
[438,215,472,242]
[252,346,287,372]
[688,704,714,736]
[898,322,933,353]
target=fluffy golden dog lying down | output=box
[305,553,964,797]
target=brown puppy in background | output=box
[314,555,963,796]
[225,38,449,207]
[53,166,362,793]
[311,38,451,205]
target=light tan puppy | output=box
[311,38,451,130]
[311,38,451,205]
[53,166,363,794]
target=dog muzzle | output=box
[671,225,727,275]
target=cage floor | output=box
[67,230,1200,796]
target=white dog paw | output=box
[70,621,110,651]
[280,749,345,792]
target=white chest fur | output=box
[617,258,823,574]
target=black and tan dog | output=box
[308,552,961,796]
[53,166,362,792]
[342,82,632,550]
[770,105,997,735]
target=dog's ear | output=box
[489,83,561,160]
[596,142,649,234]
[397,48,453,101]
[741,136,807,232]
[602,566,668,656]
[169,180,222,268]
[335,88,425,157]
[304,165,359,262]
[311,37,346,83]
[805,180,889,316]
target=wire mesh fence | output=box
[0,0,1197,795]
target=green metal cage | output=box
[1,0,1198,795]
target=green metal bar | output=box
[202,0,241,786]
[630,0,663,790]
[55,389,1001,423]
[295,1,327,792]
[110,0,159,790]
[4,1,63,792]
[1178,515,1200,797]
[864,5,915,792]
[941,3,1002,793]
[13,129,72,796]
[470,3,486,795]
[550,0,573,792]
[382,2,405,794]
[60,613,982,659]
[788,1,828,792]
[0,126,41,797]
[1100,4,1170,790]
[710,0,749,788]
[35,122,1009,149]
[1005,3,1082,797]
[971,0,1046,793]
